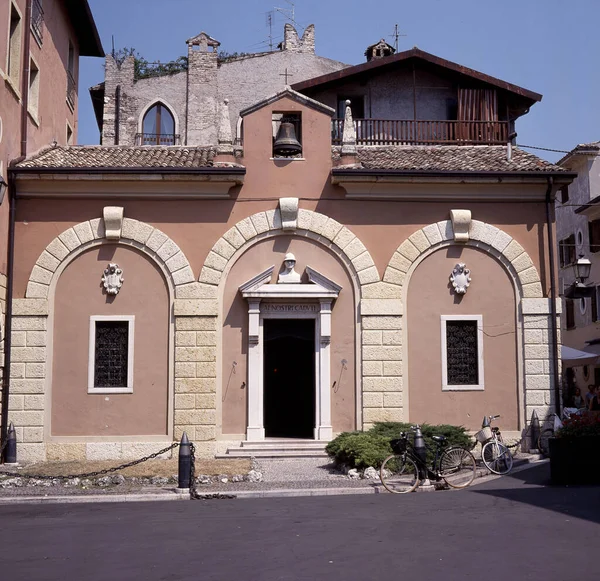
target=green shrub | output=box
[326,422,474,469]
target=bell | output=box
[273,120,302,156]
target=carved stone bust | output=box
[277,253,301,284]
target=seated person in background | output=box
[572,387,584,409]
[589,386,600,411]
[585,385,596,408]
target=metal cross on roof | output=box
[280,68,293,84]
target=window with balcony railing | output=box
[139,103,177,145]
[31,0,44,44]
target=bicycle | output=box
[379,425,477,494]
[537,411,570,457]
[475,415,513,475]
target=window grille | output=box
[31,0,44,43]
[446,320,479,385]
[93,321,129,388]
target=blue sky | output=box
[80,0,600,161]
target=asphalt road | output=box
[0,463,597,581]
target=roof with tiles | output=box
[557,141,600,166]
[15,145,244,170]
[332,145,567,173]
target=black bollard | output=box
[178,432,191,489]
[530,410,540,452]
[412,425,428,483]
[5,422,17,464]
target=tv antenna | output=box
[264,1,298,52]
[274,0,296,28]
[390,23,407,51]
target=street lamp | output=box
[574,255,592,284]
[565,254,594,298]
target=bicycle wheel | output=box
[537,428,553,458]
[380,454,419,494]
[481,440,514,475]
[440,447,476,488]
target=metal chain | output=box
[188,442,235,500]
[0,442,179,480]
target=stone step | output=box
[240,441,328,450]
[219,438,330,459]
[216,450,330,459]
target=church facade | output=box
[7,27,574,462]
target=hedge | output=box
[325,422,473,470]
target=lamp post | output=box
[574,255,592,284]
[565,255,594,298]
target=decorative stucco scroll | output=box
[103,206,124,240]
[450,209,471,243]
[279,197,299,231]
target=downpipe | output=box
[545,177,561,415]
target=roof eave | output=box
[332,168,575,182]
[11,166,246,177]
[293,47,541,104]
[64,0,104,57]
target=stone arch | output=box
[382,219,543,301]
[13,216,194,463]
[137,98,181,141]
[26,217,195,299]
[197,208,381,293]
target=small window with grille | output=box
[441,315,484,391]
[88,316,134,393]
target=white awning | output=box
[561,345,599,365]
[583,343,600,356]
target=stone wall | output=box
[100,25,348,146]
[174,314,218,457]
[361,315,403,429]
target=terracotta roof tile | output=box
[17,146,226,169]
[332,145,567,173]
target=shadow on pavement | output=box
[471,462,600,524]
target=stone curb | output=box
[0,457,548,505]
[0,492,189,505]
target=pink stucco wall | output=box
[221,235,356,435]
[407,245,518,430]
[51,245,169,436]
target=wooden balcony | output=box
[331,119,509,146]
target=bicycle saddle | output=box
[432,435,447,443]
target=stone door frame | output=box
[240,266,340,441]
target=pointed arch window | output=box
[138,103,178,145]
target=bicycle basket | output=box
[475,426,493,444]
[390,438,407,454]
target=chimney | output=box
[365,39,395,62]
[102,54,135,145]
[186,32,220,145]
